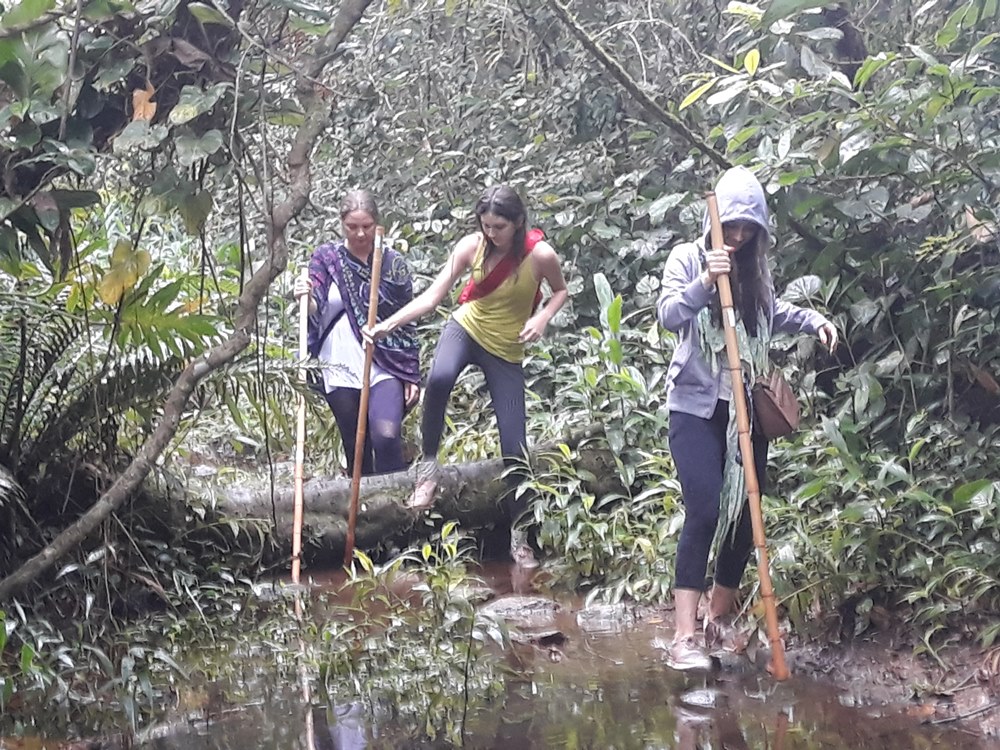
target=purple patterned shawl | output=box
[307,240,420,385]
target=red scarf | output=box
[457,228,544,310]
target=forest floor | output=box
[785,626,1000,740]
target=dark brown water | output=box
[133,563,1000,750]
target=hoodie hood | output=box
[700,166,770,244]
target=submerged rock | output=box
[576,603,638,634]
[478,595,564,628]
[478,595,567,647]
[679,688,727,710]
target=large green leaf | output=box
[760,0,830,27]
[168,84,227,125]
[175,129,224,166]
[1,0,55,28]
[185,2,234,27]
[114,121,168,151]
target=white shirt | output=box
[318,283,392,392]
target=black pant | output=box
[669,400,768,591]
[324,379,406,476]
[421,319,529,524]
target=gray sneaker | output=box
[665,636,713,672]
[704,616,748,656]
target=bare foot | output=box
[406,477,437,510]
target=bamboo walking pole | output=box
[343,226,385,566]
[706,192,790,681]
[291,268,310,586]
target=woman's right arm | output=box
[366,233,479,340]
[656,243,718,332]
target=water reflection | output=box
[138,563,999,750]
[312,702,369,750]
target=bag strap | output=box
[458,228,544,305]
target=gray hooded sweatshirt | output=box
[656,166,828,419]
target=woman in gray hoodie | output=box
[656,166,838,671]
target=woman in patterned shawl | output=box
[294,190,420,475]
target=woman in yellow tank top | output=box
[364,185,569,568]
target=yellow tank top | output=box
[453,245,539,363]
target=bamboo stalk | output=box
[291,268,310,585]
[705,192,790,681]
[343,226,385,566]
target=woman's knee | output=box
[682,501,720,539]
[369,418,401,447]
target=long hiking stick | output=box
[292,268,310,586]
[343,226,385,566]
[705,192,790,681]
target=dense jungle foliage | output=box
[0,0,999,739]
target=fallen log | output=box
[220,424,619,561]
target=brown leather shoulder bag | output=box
[751,369,800,440]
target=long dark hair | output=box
[709,230,769,336]
[474,185,527,259]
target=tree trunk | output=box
[221,425,620,561]
[0,0,378,602]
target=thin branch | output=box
[58,0,84,141]
[543,0,730,169]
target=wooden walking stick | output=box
[343,225,385,566]
[292,268,310,586]
[706,192,790,681]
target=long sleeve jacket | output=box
[656,238,828,419]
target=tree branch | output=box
[543,0,730,169]
[0,0,378,602]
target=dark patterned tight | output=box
[325,378,405,476]
[421,319,529,525]
[669,400,768,591]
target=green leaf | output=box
[2,0,55,28]
[744,48,760,76]
[271,0,331,18]
[761,0,830,27]
[646,192,685,225]
[185,1,234,27]
[593,272,612,311]
[175,129,224,166]
[114,121,168,151]
[607,296,622,335]
[706,79,748,106]
[853,53,893,89]
[178,190,213,234]
[679,78,718,110]
[19,642,34,673]
[50,189,100,210]
[703,54,740,74]
[953,479,995,506]
[168,84,227,125]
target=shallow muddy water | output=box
[133,563,1000,750]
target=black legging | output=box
[669,400,768,591]
[421,319,529,523]
[324,378,406,476]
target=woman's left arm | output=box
[520,242,569,344]
[773,298,838,351]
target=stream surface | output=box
[131,563,1000,750]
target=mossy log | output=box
[220,425,619,561]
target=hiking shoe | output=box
[406,477,437,510]
[510,529,540,569]
[665,636,713,672]
[704,616,748,656]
